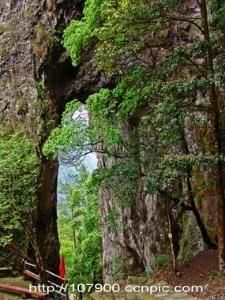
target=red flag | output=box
[59,255,66,278]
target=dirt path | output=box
[156,250,225,299]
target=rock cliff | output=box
[0,0,113,272]
[0,0,83,272]
[0,0,221,280]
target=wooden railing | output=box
[24,260,69,299]
[0,266,13,277]
[0,267,12,272]
[0,284,47,299]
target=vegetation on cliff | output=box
[58,167,102,287]
[0,125,39,261]
[46,0,225,278]
[2,0,225,298]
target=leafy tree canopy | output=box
[0,126,39,248]
[58,167,102,289]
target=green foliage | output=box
[212,0,225,29]
[58,0,225,276]
[87,89,122,146]
[63,0,108,66]
[152,254,170,270]
[44,98,140,208]
[63,0,157,69]
[207,270,225,282]
[105,207,119,233]
[0,126,39,247]
[63,0,189,72]
[58,167,102,290]
[111,256,128,280]
[94,161,140,207]
[43,102,91,158]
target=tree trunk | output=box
[179,123,217,249]
[186,171,217,249]
[36,160,60,274]
[166,199,177,273]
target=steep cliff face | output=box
[97,145,171,281]
[0,0,84,272]
[1,0,222,281]
[93,0,221,281]
[0,0,114,272]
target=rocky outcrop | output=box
[0,0,221,281]
[97,120,171,281]
[0,0,83,272]
[0,0,114,272]
[95,0,221,281]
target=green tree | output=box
[63,0,225,270]
[58,167,102,297]
[0,125,40,263]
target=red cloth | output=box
[59,256,66,278]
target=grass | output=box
[207,270,225,283]
[0,277,32,299]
